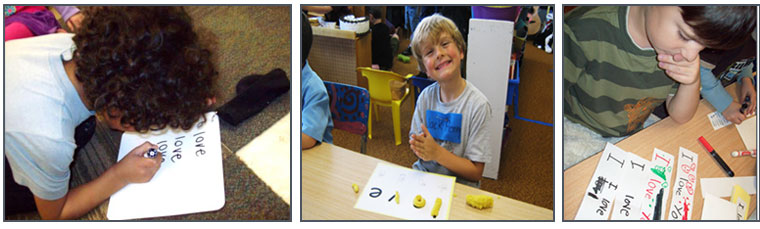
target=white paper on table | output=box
[667,147,699,220]
[707,111,731,130]
[354,163,455,220]
[735,115,756,150]
[107,112,225,220]
[638,148,674,220]
[707,111,732,130]
[576,142,629,220]
[701,193,740,220]
[701,176,757,198]
[610,153,651,220]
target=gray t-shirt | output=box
[410,81,492,187]
[4,34,94,200]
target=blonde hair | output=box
[410,14,466,72]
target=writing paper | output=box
[354,163,455,220]
[701,176,757,198]
[609,153,651,220]
[730,185,751,220]
[638,148,674,220]
[701,193,739,220]
[707,111,732,130]
[576,142,630,220]
[107,112,225,220]
[735,115,756,150]
[667,147,699,220]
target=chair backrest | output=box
[410,76,436,102]
[323,81,369,136]
[356,67,409,102]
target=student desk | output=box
[564,84,757,220]
[302,143,553,220]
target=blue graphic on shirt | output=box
[425,110,462,143]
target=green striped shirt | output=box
[563,6,679,137]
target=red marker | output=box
[698,136,734,177]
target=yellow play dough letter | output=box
[431,198,442,218]
[466,195,493,209]
[413,195,426,208]
[352,183,359,193]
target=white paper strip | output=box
[576,142,629,220]
[700,176,757,197]
[666,147,699,220]
[610,153,651,220]
[638,148,674,220]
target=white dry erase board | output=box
[466,18,514,179]
[354,163,456,220]
[107,112,225,220]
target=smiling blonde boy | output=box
[408,14,492,187]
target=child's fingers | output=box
[421,124,430,136]
[130,141,156,156]
[411,133,426,143]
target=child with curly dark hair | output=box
[4,6,216,219]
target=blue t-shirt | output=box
[301,62,333,144]
[4,34,95,200]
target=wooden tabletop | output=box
[302,143,554,220]
[564,84,757,220]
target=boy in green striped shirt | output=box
[563,6,756,168]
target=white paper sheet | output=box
[708,111,732,130]
[576,142,630,220]
[235,114,290,204]
[638,148,674,220]
[701,193,739,220]
[354,163,455,220]
[107,112,225,220]
[667,147,699,220]
[700,176,757,198]
[735,115,756,150]
[610,153,651,220]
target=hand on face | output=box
[409,124,443,161]
[657,53,700,85]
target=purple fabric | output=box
[52,6,80,22]
[4,10,60,35]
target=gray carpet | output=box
[4,6,291,220]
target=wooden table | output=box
[302,143,553,220]
[564,84,757,220]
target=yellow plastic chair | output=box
[357,67,413,145]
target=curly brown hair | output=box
[73,6,216,132]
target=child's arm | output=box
[301,132,318,149]
[660,54,701,124]
[410,125,485,181]
[34,142,161,219]
[699,65,748,124]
